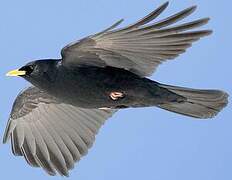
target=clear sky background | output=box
[0,0,231,179]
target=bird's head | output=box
[6,59,60,86]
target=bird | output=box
[3,1,228,176]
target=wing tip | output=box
[2,136,8,144]
[116,18,124,25]
[160,1,169,9]
[181,5,197,16]
[153,1,169,16]
[159,2,197,15]
[2,129,9,144]
[204,29,213,36]
[193,30,213,37]
[189,5,198,12]
[2,120,16,144]
[204,18,211,27]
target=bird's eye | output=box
[19,65,34,75]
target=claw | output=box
[110,92,124,100]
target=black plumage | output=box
[3,2,228,176]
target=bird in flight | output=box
[3,2,228,176]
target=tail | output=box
[157,84,229,119]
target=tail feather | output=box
[158,84,229,119]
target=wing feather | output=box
[3,87,116,176]
[61,2,211,76]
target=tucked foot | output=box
[110,91,125,100]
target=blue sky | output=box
[0,0,231,179]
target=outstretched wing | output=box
[3,86,116,176]
[61,2,212,77]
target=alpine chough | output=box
[3,2,228,176]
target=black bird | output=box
[3,2,228,176]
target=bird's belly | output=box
[49,81,161,109]
[47,80,145,109]
[46,66,171,109]
[48,80,125,108]
[53,87,123,108]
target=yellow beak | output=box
[6,69,26,77]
